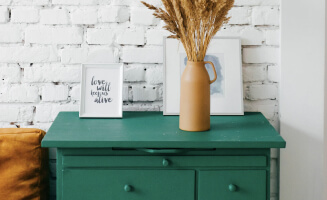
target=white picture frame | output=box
[164,37,244,116]
[80,63,123,118]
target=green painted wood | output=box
[228,184,237,192]
[56,149,63,200]
[60,148,271,156]
[56,148,271,200]
[198,170,266,200]
[137,148,189,154]
[41,112,286,149]
[62,156,267,168]
[62,169,195,200]
[124,185,132,192]
[266,152,271,200]
[46,112,281,200]
[162,158,169,166]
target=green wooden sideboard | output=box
[42,112,286,200]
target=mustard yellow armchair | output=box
[0,128,49,200]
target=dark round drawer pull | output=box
[228,184,237,192]
[124,185,132,192]
[162,159,170,166]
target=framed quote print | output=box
[79,63,123,118]
[164,37,244,116]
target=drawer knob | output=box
[228,184,237,192]
[124,185,132,192]
[162,159,170,166]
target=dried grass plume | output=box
[142,0,234,62]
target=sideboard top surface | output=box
[41,112,286,148]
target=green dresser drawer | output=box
[63,156,267,168]
[62,169,195,200]
[198,170,266,200]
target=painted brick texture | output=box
[0,1,280,200]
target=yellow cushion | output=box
[0,128,49,200]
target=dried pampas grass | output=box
[142,0,234,62]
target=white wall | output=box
[0,0,281,132]
[0,0,281,199]
[325,2,327,194]
[280,0,325,199]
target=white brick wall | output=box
[0,85,39,102]
[0,0,11,6]
[0,47,57,63]
[243,65,266,82]
[99,6,129,23]
[245,84,278,100]
[267,65,279,82]
[41,85,69,102]
[243,47,279,63]
[132,85,159,101]
[70,85,80,101]
[122,47,163,63]
[228,7,251,25]
[71,8,97,24]
[240,27,264,45]
[25,26,83,44]
[12,0,49,6]
[0,2,280,199]
[117,28,145,45]
[0,25,22,43]
[146,29,170,45]
[235,0,279,6]
[131,7,158,25]
[252,6,280,26]
[52,0,97,6]
[87,28,115,45]
[0,7,8,22]
[40,9,69,24]
[145,65,163,85]
[60,48,88,64]
[24,64,80,82]
[0,64,21,83]
[266,30,280,46]
[124,64,145,82]
[11,7,39,23]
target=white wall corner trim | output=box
[280,0,326,199]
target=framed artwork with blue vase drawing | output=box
[164,37,244,115]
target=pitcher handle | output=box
[204,61,217,84]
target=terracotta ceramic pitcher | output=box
[179,61,217,132]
